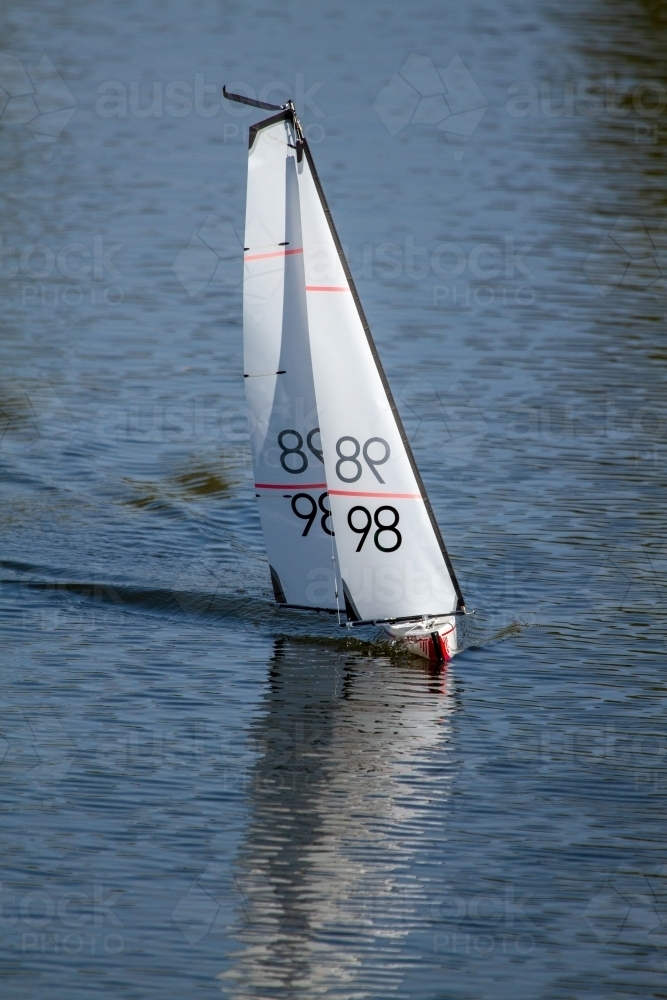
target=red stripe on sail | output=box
[244,248,303,261]
[328,489,423,499]
[305,285,349,292]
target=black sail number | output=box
[279,430,308,474]
[347,505,402,552]
[318,492,334,535]
[335,436,363,483]
[278,429,390,480]
[347,506,372,551]
[290,494,402,550]
[335,436,390,483]
[362,437,390,483]
[291,492,334,537]
[307,428,324,463]
[373,505,402,552]
[291,493,317,535]
[278,427,323,473]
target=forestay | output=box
[243,114,340,610]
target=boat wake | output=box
[2,559,524,659]
[1,557,376,645]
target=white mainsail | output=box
[238,93,464,624]
[243,111,339,610]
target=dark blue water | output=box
[2,0,666,996]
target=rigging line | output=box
[327,499,342,626]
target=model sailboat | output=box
[224,87,466,662]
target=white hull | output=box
[383,616,458,663]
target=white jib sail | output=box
[294,137,464,622]
[243,114,340,610]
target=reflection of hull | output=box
[383,615,457,662]
[224,641,456,999]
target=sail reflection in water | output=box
[221,641,457,998]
